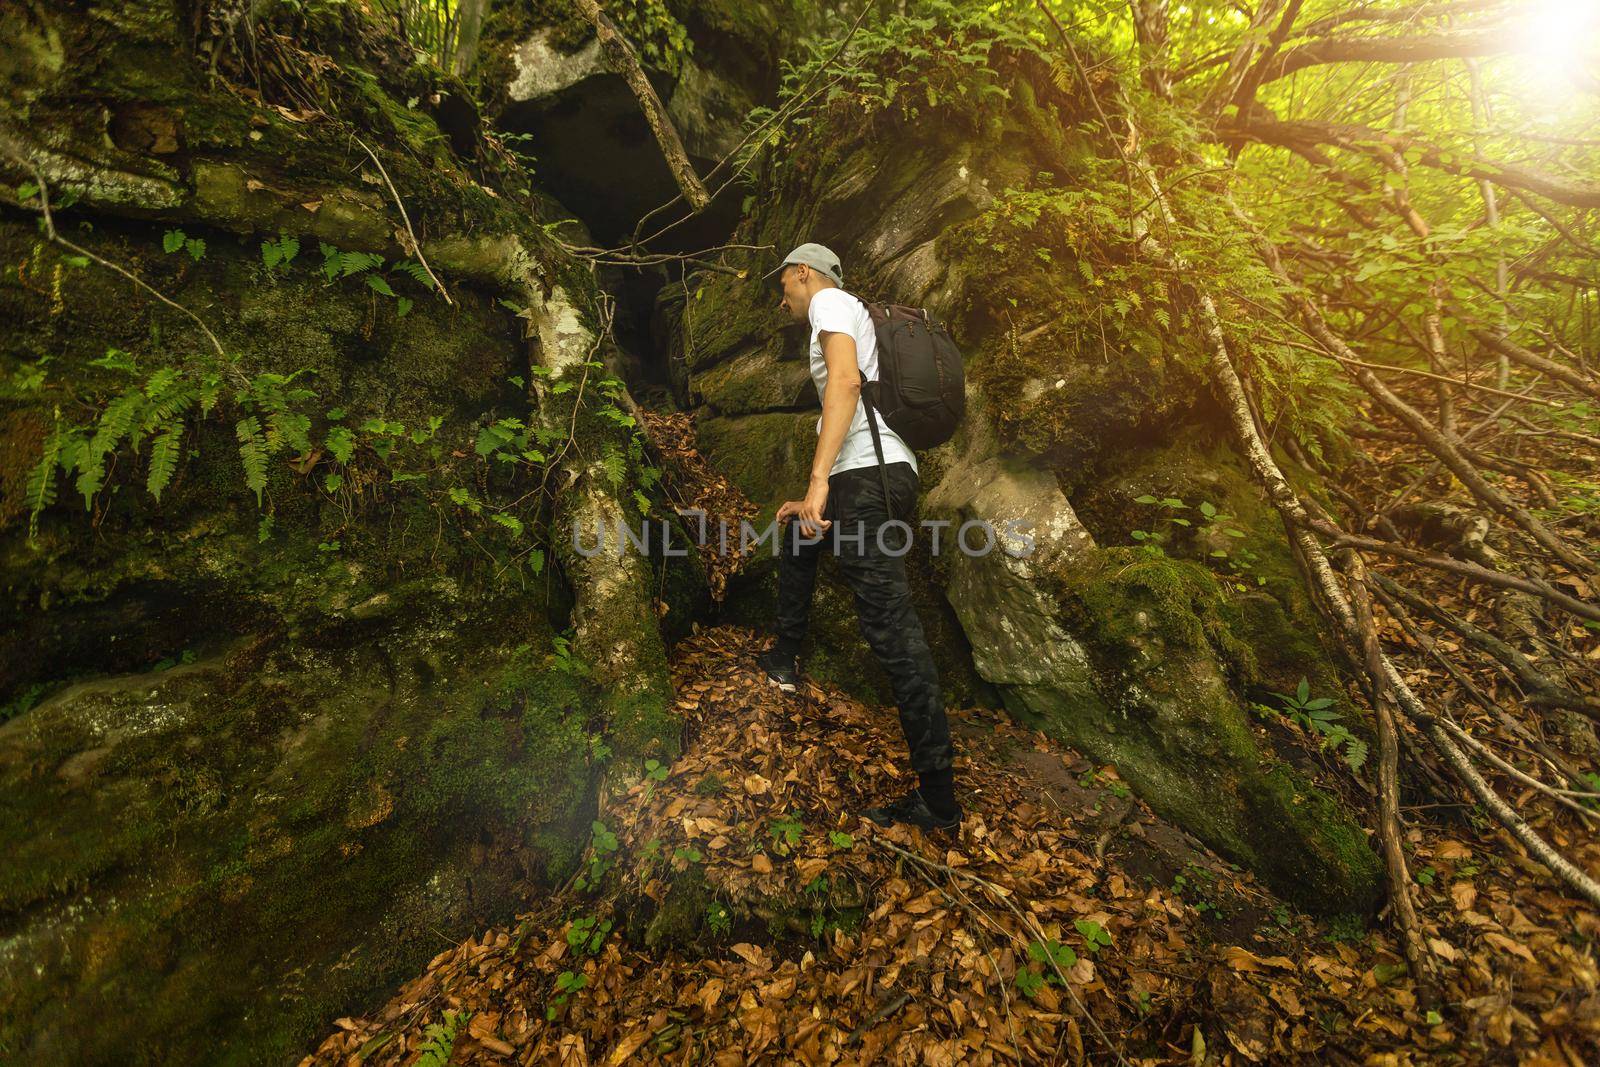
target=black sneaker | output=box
[756,648,799,692]
[862,788,963,832]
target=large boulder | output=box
[0,589,598,1065]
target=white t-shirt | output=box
[807,287,918,478]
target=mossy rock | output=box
[0,597,598,1065]
[1069,427,1347,702]
[692,337,813,416]
[1026,546,1381,915]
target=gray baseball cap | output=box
[761,241,844,287]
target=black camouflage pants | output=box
[773,460,954,775]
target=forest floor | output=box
[300,625,1598,1066]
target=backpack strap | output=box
[862,385,894,519]
[850,293,896,518]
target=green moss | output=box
[0,607,599,1065]
[1059,546,1257,683]
[691,411,817,520]
[1006,543,1381,913]
[1068,431,1347,701]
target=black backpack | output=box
[851,294,965,509]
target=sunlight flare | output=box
[1517,0,1600,103]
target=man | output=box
[752,241,962,832]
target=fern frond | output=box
[599,442,626,489]
[237,416,269,506]
[339,251,384,277]
[325,426,356,464]
[147,425,182,501]
[393,259,435,289]
[77,389,144,505]
[267,410,312,455]
[26,420,63,543]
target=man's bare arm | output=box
[813,329,861,484]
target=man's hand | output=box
[776,479,831,538]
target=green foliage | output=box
[546,969,588,1020]
[565,915,613,956]
[768,813,804,855]
[574,819,619,892]
[740,0,1045,170]
[1017,936,1077,1000]
[705,901,732,937]
[1253,678,1369,772]
[1074,918,1112,954]
[162,228,205,261]
[416,1009,472,1067]
[609,0,693,78]
[260,234,299,272]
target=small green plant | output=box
[1326,913,1367,944]
[1255,678,1369,771]
[565,915,613,956]
[260,233,299,273]
[546,970,588,1020]
[416,1008,473,1067]
[1414,865,1436,887]
[1074,919,1112,955]
[1,682,47,725]
[549,631,585,675]
[645,758,669,782]
[768,813,804,855]
[828,830,855,851]
[1583,772,1600,812]
[705,901,732,937]
[1170,867,1219,917]
[672,845,703,867]
[574,819,619,892]
[1078,767,1129,799]
[162,227,205,261]
[1016,937,1077,1000]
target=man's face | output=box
[776,263,811,322]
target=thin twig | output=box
[2,140,244,385]
[873,837,1129,1067]
[350,133,453,304]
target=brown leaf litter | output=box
[302,626,1599,1066]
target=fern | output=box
[325,426,356,464]
[416,1010,472,1067]
[261,234,300,271]
[267,410,313,455]
[339,251,384,278]
[76,389,144,504]
[198,374,224,416]
[393,259,435,289]
[599,442,626,489]
[25,418,64,542]
[147,425,182,501]
[236,416,269,506]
